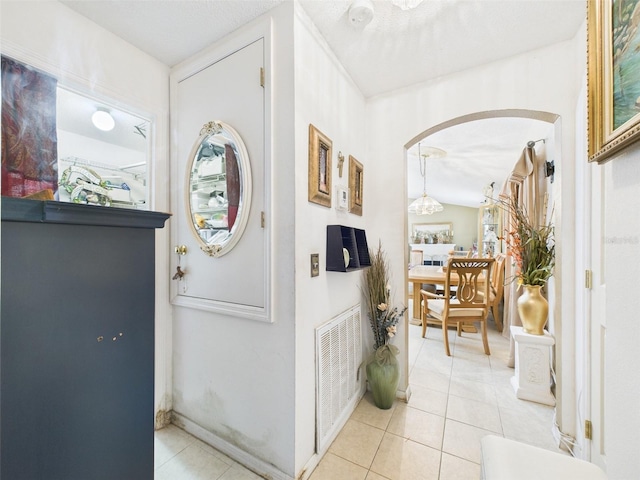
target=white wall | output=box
[366,38,581,438]
[408,203,479,251]
[0,0,173,426]
[293,5,369,475]
[600,143,640,478]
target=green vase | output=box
[366,344,400,409]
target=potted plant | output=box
[503,197,555,335]
[362,242,407,409]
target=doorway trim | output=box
[402,109,577,449]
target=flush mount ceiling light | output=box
[348,0,374,27]
[92,108,115,132]
[391,0,424,10]
[408,144,446,215]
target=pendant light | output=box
[408,144,445,215]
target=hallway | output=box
[155,320,563,479]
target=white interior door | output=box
[589,160,607,470]
[170,38,269,321]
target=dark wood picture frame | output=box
[349,155,363,216]
[308,124,332,207]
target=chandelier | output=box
[408,144,445,215]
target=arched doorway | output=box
[403,109,573,452]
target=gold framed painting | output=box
[308,124,332,207]
[588,0,640,163]
[348,155,363,216]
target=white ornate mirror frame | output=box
[185,120,252,257]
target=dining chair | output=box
[420,257,494,356]
[487,253,506,332]
[409,250,439,294]
[437,250,473,296]
[410,249,424,267]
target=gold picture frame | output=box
[308,124,332,207]
[588,0,640,163]
[349,155,363,216]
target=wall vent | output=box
[315,304,363,453]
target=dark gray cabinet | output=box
[1,199,170,480]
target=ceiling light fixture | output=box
[92,107,115,132]
[408,144,445,215]
[348,0,374,27]
[391,0,424,10]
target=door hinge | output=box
[585,269,592,289]
[585,420,593,440]
[261,211,265,228]
[260,67,265,87]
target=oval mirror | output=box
[186,121,252,257]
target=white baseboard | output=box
[402,384,412,402]
[172,412,294,480]
[552,412,579,457]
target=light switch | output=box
[311,253,320,277]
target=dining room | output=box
[405,113,556,332]
[403,111,561,444]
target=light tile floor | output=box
[154,425,263,480]
[155,314,563,480]
[309,317,563,480]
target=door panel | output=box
[590,161,607,470]
[171,39,267,318]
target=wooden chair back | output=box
[410,249,424,267]
[420,257,494,356]
[445,257,493,312]
[488,253,506,331]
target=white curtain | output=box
[500,142,548,367]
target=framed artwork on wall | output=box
[411,222,453,244]
[348,155,363,216]
[588,0,640,163]
[308,124,332,207]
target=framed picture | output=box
[588,0,640,163]
[411,222,453,244]
[348,155,363,216]
[308,124,332,207]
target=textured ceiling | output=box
[408,118,553,207]
[60,0,586,97]
[60,0,286,67]
[57,0,585,207]
[299,0,586,98]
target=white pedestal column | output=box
[510,326,556,406]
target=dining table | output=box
[409,265,446,319]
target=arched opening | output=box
[403,109,563,450]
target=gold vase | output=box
[517,284,548,335]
